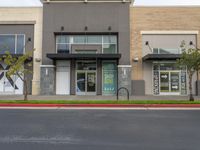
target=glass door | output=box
[76,61,97,95]
[76,72,86,95]
[160,72,170,93]
[87,72,96,94]
[170,72,180,93]
[76,71,96,95]
[160,71,180,95]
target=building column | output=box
[197,80,200,96]
[70,59,76,95]
[117,65,132,96]
[97,59,102,95]
[40,65,56,95]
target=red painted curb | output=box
[0,104,200,108]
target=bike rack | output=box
[117,87,129,101]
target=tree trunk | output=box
[189,74,194,101]
[24,80,28,101]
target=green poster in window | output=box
[103,70,117,95]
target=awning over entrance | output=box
[142,54,181,61]
[47,53,121,60]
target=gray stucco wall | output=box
[0,24,34,94]
[42,3,130,65]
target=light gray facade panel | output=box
[142,34,197,56]
[131,80,145,96]
[143,62,153,95]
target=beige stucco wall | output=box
[130,6,200,95]
[0,7,43,95]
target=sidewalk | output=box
[0,95,199,100]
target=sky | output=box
[0,0,200,7]
[0,0,42,7]
[134,0,200,6]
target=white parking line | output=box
[0,107,200,110]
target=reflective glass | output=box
[153,48,180,54]
[76,62,96,70]
[87,36,102,44]
[16,35,24,54]
[57,44,70,53]
[0,35,15,54]
[77,72,86,93]
[102,62,117,95]
[153,48,159,54]
[103,44,117,54]
[73,36,86,44]
[56,36,70,43]
[160,63,179,70]
[103,36,117,43]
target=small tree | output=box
[177,41,200,101]
[0,51,33,101]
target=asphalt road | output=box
[0,109,200,150]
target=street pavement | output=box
[0,109,200,150]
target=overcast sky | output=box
[134,0,200,6]
[0,0,42,7]
[0,0,200,7]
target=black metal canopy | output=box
[47,53,121,60]
[142,54,181,61]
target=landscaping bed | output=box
[0,100,199,104]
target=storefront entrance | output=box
[160,71,180,95]
[76,71,96,95]
[153,63,187,95]
[76,61,96,95]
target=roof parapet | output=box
[43,0,132,3]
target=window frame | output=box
[152,48,181,54]
[55,35,118,54]
[0,34,25,54]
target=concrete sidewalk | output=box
[0,95,199,100]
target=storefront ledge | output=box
[46,53,121,60]
[1,103,200,108]
[40,65,55,68]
